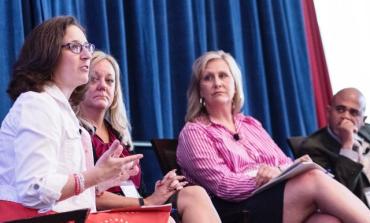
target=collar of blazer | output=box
[359,123,370,143]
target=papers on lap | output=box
[251,161,328,195]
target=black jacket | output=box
[299,126,370,207]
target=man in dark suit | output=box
[299,88,370,207]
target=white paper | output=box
[120,180,141,198]
[251,161,328,195]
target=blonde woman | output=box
[177,50,370,223]
[72,50,221,223]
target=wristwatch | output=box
[138,197,145,206]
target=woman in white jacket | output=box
[0,16,141,220]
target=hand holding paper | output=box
[252,159,328,195]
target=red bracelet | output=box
[73,173,80,195]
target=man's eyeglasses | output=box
[334,105,363,117]
[61,42,95,54]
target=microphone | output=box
[233,133,240,141]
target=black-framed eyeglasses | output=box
[61,42,95,54]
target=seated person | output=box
[0,16,141,221]
[299,88,370,207]
[176,50,370,223]
[71,50,221,223]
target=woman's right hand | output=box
[95,140,143,184]
[255,164,281,188]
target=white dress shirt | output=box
[0,84,96,212]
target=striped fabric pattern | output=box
[177,114,292,201]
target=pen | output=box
[325,169,334,178]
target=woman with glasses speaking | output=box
[0,16,142,220]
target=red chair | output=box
[0,200,89,223]
[287,136,306,158]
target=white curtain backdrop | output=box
[314,0,370,118]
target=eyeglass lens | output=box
[63,42,95,54]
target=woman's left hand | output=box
[96,161,140,193]
[255,164,281,188]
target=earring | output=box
[199,97,206,108]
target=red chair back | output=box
[0,200,55,222]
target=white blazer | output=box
[0,84,96,213]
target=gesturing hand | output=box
[95,140,143,187]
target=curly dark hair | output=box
[7,16,84,101]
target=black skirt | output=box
[212,181,286,223]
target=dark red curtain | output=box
[301,0,333,128]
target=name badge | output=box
[120,180,141,198]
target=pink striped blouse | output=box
[177,113,292,201]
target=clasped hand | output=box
[145,169,188,205]
[95,140,143,191]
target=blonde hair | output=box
[74,51,132,147]
[185,50,245,122]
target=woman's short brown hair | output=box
[7,16,84,101]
